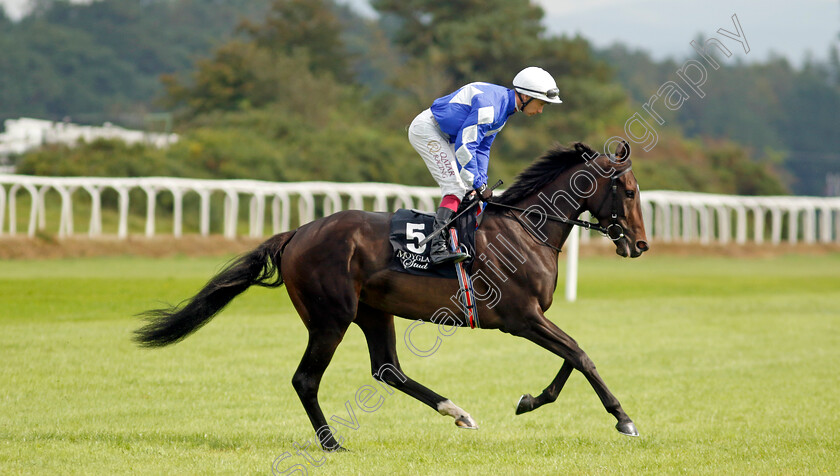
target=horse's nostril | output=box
[636,240,649,252]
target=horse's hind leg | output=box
[355,304,478,429]
[515,360,573,415]
[291,322,352,451]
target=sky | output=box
[2,0,838,66]
[339,0,840,67]
[535,0,839,66]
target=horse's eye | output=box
[625,190,635,199]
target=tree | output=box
[162,0,358,119]
[0,0,274,124]
[372,0,545,84]
[238,0,351,79]
[162,41,268,116]
[161,40,345,123]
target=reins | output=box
[489,202,610,234]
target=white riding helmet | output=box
[512,67,562,104]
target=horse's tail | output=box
[134,230,297,347]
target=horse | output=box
[135,142,649,451]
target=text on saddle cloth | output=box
[388,205,481,278]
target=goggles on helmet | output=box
[515,86,560,99]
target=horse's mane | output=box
[491,142,597,207]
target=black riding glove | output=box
[476,184,493,201]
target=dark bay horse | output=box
[135,142,649,450]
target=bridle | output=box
[488,158,632,251]
[592,161,633,242]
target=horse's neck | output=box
[508,175,584,251]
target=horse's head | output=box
[490,141,649,257]
[584,142,649,258]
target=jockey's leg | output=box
[408,109,471,265]
[429,205,469,265]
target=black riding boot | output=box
[429,207,470,265]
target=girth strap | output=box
[449,227,479,329]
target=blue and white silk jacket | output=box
[430,82,517,190]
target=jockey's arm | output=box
[454,117,496,191]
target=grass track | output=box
[1,252,839,474]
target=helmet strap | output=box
[517,92,534,112]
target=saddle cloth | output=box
[388,205,479,279]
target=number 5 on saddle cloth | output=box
[388,203,483,328]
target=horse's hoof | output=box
[515,394,536,415]
[615,420,639,437]
[323,443,349,452]
[455,415,478,430]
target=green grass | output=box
[1,252,839,475]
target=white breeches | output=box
[408,109,468,199]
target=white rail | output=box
[0,175,437,239]
[1,175,839,245]
[638,190,840,245]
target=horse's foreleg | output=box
[511,316,638,437]
[355,307,478,429]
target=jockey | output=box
[408,66,563,265]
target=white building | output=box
[0,117,178,159]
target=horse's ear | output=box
[574,142,597,159]
[614,140,631,161]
